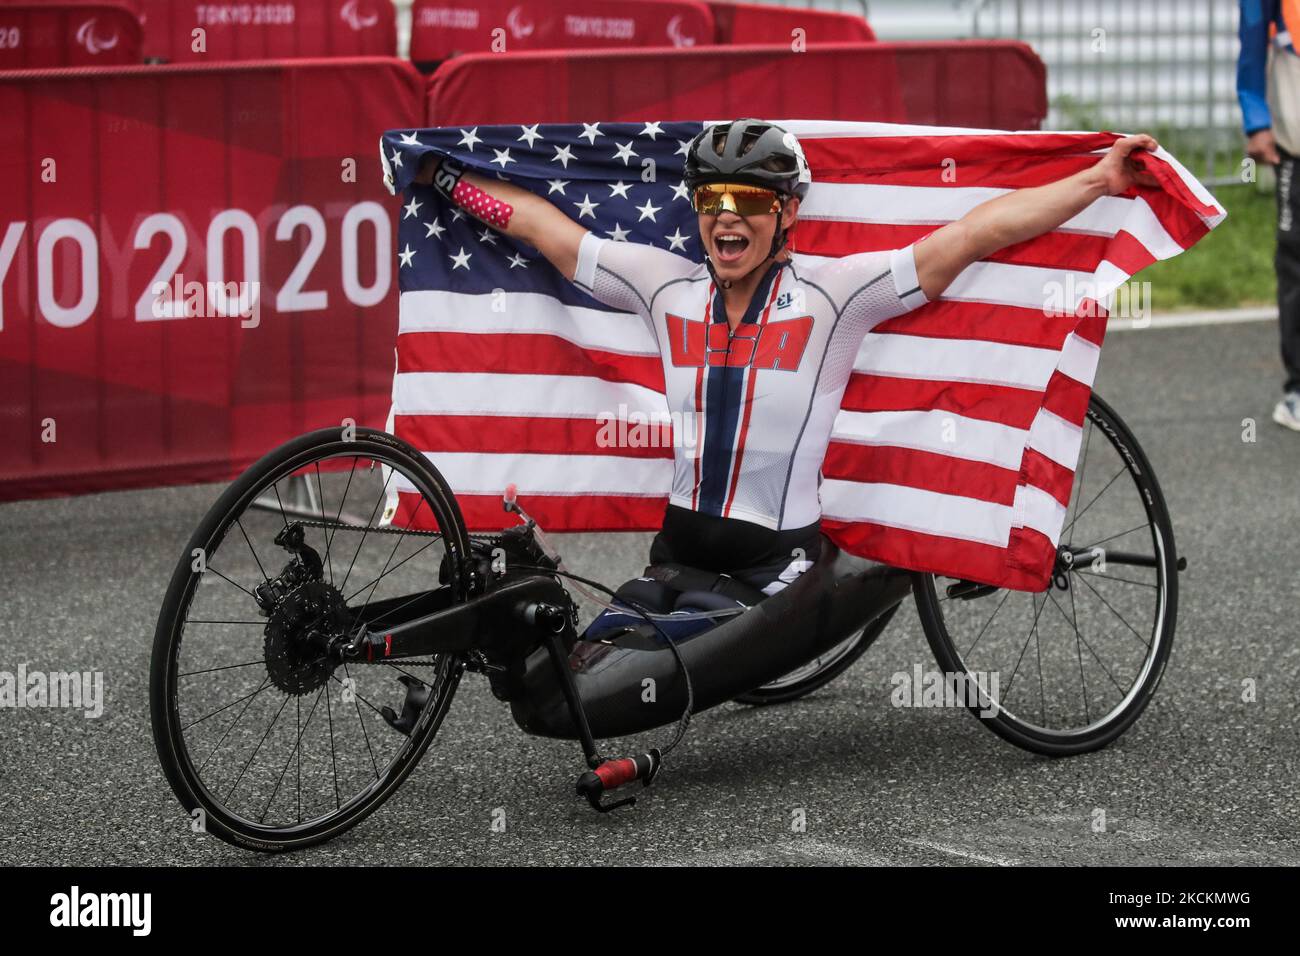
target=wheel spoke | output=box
[179,659,265,678]
[183,678,270,732]
[226,692,291,803]
[314,462,334,586]
[339,664,380,780]
[184,620,267,626]
[1001,592,1046,707]
[1061,465,1127,542]
[351,497,425,616]
[324,675,341,811]
[1034,596,1046,726]
[961,587,1011,659]
[1066,419,1095,546]
[260,688,323,824]
[1074,572,1152,651]
[338,466,395,596]
[1067,569,1091,725]
[197,676,272,775]
[202,565,259,600]
[271,480,291,531]
[1075,570,1157,589]
[1045,591,1129,695]
[1076,523,1153,553]
[345,534,440,606]
[236,518,271,586]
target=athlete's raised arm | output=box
[414,154,588,280]
[912,134,1161,301]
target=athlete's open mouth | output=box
[714,233,750,263]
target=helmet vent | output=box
[738,125,765,156]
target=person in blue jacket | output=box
[1239,0,1300,429]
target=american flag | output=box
[379,120,1223,591]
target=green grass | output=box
[1137,183,1277,311]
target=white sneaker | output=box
[1273,392,1300,431]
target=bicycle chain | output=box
[292,518,441,537]
[293,518,502,544]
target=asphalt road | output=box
[1,319,1297,867]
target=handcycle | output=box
[150,393,1181,853]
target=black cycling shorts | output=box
[647,504,822,594]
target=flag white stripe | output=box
[799,179,1185,259]
[393,371,667,418]
[1056,331,1103,386]
[820,479,1011,547]
[395,452,671,497]
[398,289,658,354]
[832,408,1030,470]
[854,329,1063,389]
[1014,483,1070,546]
[768,119,1097,139]
[1026,408,1084,469]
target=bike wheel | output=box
[912,394,1179,756]
[150,427,471,852]
[735,605,899,706]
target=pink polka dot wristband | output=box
[451,179,513,229]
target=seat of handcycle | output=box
[579,542,821,649]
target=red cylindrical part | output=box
[593,758,639,789]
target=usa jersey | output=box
[572,232,928,531]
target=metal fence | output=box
[968,0,1244,186]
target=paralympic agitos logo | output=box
[665,314,812,370]
[75,18,119,54]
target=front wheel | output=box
[149,427,471,852]
[913,394,1178,756]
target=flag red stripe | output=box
[871,299,1081,349]
[801,132,1118,180]
[398,331,665,391]
[841,374,1045,429]
[823,442,1018,505]
[824,519,1056,591]
[1021,446,1076,508]
[395,488,666,533]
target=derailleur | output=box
[253,522,326,614]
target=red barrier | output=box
[409,0,715,62]
[426,41,1047,129]
[707,1,874,44]
[129,0,395,62]
[0,58,423,501]
[0,2,142,68]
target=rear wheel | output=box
[150,427,471,852]
[913,394,1178,756]
[735,605,898,705]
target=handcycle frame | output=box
[313,492,1147,812]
